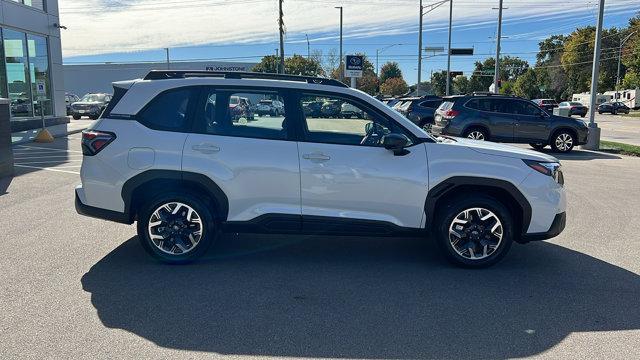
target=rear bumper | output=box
[75,186,132,224]
[521,212,566,242]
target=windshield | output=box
[80,94,105,102]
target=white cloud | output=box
[59,0,639,57]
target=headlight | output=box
[523,159,563,185]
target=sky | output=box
[59,0,640,85]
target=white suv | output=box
[76,71,566,268]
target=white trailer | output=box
[604,89,640,110]
[571,92,612,107]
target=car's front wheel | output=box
[137,192,218,264]
[530,143,546,151]
[72,115,81,120]
[551,130,575,153]
[435,195,513,268]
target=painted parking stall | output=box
[12,136,83,175]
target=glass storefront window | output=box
[27,34,52,117]
[4,29,33,118]
[10,1,45,11]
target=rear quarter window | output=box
[438,101,455,111]
[137,88,195,131]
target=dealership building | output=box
[1,0,67,130]
[64,61,258,98]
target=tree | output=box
[379,62,403,84]
[536,35,569,100]
[252,55,279,73]
[380,77,408,96]
[621,15,640,80]
[452,75,470,95]
[430,71,448,96]
[513,69,540,99]
[622,70,640,89]
[253,54,323,76]
[285,54,323,76]
[467,56,529,93]
[499,81,514,95]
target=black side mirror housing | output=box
[382,133,411,156]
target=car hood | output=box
[445,137,559,162]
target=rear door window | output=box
[137,87,196,131]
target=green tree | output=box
[253,54,323,76]
[535,35,569,100]
[380,77,408,96]
[379,62,403,84]
[499,80,514,95]
[622,70,640,88]
[467,56,529,93]
[621,15,640,80]
[430,71,448,96]
[513,69,540,99]
[452,75,470,95]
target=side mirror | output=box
[382,133,410,156]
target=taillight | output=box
[82,130,116,156]
[442,109,460,119]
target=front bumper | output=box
[75,187,132,224]
[521,212,566,242]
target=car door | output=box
[182,87,301,229]
[513,100,550,142]
[466,98,515,141]
[295,93,429,231]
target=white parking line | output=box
[15,159,83,164]
[15,145,83,153]
[13,165,80,175]
[14,155,83,160]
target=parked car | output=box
[256,99,284,116]
[598,101,630,115]
[340,102,364,118]
[65,93,80,115]
[229,96,254,121]
[9,93,31,116]
[558,101,588,117]
[76,70,567,268]
[432,93,589,152]
[321,99,342,118]
[532,99,558,112]
[397,96,443,131]
[302,100,323,118]
[70,93,112,120]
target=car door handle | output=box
[302,153,331,161]
[192,143,220,154]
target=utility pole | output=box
[278,0,285,74]
[306,34,310,59]
[616,30,637,97]
[335,6,343,81]
[165,48,170,70]
[445,0,453,95]
[584,0,605,150]
[493,0,504,94]
[417,0,423,95]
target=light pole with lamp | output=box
[335,6,343,82]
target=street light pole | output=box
[584,0,605,150]
[445,0,453,95]
[278,0,285,74]
[417,0,423,95]
[335,6,343,82]
[616,30,637,96]
[493,0,504,94]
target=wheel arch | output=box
[122,170,229,223]
[424,176,532,240]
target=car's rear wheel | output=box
[137,192,218,264]
[530,143,546,151]
[464,127,488,141]
[72,115,81,120]
[551,130,575,153]
[435,195,513,268]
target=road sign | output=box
[450,71,464,77]
[345,55,363,78]
[450,48,474,56]
[36,80,46,95]
[424,46,445,53]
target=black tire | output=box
[137,192,218,264]
[463,127,489,141]
[550,130,575,153]
[435,194,514,268]
[72,115,81,120]
[529,143,546,151]
[90,115,99,120]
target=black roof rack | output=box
[468,91,517,97]
[143,70,349,88]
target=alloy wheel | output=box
[148,202,203,255]
[555,133,573,152]
[448,207,503,260]
[467,131,485,141]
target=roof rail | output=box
[468,91,516,97]
[143,70,349,88]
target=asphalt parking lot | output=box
[1,135,639,359]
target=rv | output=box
[571,92,612,107]
[604,89,640,110]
